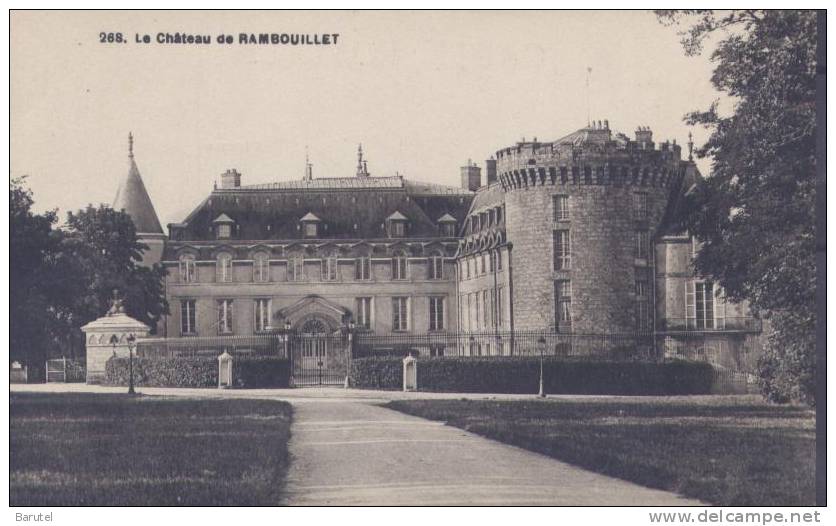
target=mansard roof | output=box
[112,136,163,234]
[169,175,474,243]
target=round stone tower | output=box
[496,121,688,333]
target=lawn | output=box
[10,393,293,506]
[385,395,816,506]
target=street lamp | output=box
[126,333,137,395]
[537,335,546,398]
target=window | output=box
[322,255,338,281]
[635,272,650,330]
[217,223,232,239]
[392,297,409,331]
[440,222,456,236]
[217,299,234,334]
[475,292,482,329]
[288,256,304,281]
[634,192,649,220]
[483,253,490,274]
[555,280,572,325]
[495,249,502,270]
[687,281,724,330]
[467,293,473,331]
[635,230,649,259]
[216,254,233,283]
[466,258,472,279]
[303,222,318,238]
[253,253,269,282]
[429,297,445,331]
[636,299,650,331]
[355,297,372,330]
[483,290,490,327]
[355,257,371,280]
[254,298,271,332]
[179,255,196,283]
[428,252,444,280]
[390,221,406,237]
[392,251,408,280]
[554,230,571,270]
[553,195,570,221]
[497,287,503,325]
[490,289,496,327]
[180,300,196,335]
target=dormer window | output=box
[300,212,321,238]
[213,213,235,239]
[437,213,457,237]
[387,211,408,238]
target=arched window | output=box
[216,253,233,283]
[179,254,196,283]
[253,253,269,283]
[428,251,444,280]
[392,250,408,281]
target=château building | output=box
[112,122,762,371]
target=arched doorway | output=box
[291,317,347,386]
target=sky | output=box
[11,10,726,227]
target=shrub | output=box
[233,356,291,388]
[349,356,715,395]
[105,355,290,388]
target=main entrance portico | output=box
[277,295,351,387]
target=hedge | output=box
[349,356,715,395]
[105,355,291,388]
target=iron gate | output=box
[289,332,349,386]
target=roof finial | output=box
[687,131,694,161]
[356,143,369,177]
[303,146,313,181]
[128,132,134,160]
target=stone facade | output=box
[114,124,760,364]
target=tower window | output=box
[555,280,572,327]
[634,192,649,220]
[553,195,570,222]
[635,230,649,259]
[554,230,571,270]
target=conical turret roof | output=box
[112,134,163,234]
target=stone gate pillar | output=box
[80,291,150,384]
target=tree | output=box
[59,204,169,334]
[657,10,817,404]
[10,177,59,371]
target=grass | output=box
[10,393,293,506]
[384,395,815,506]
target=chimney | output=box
[460,159,481,191]
[220,169,241,189]
[635,126,653,148]
[485,157,497,185]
